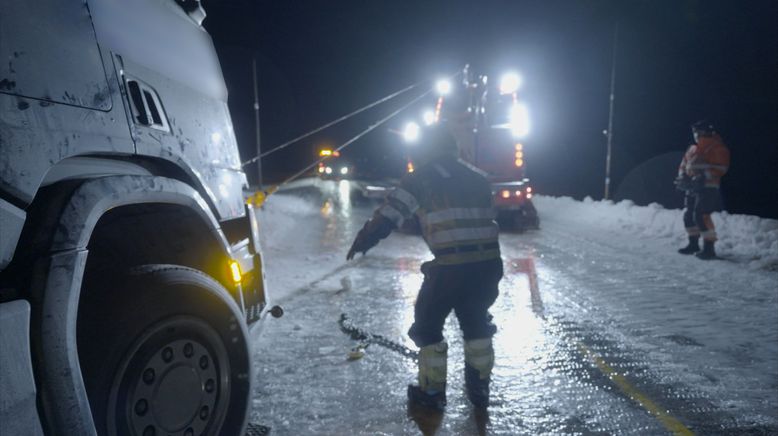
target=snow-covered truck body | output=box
[0,1,267,435]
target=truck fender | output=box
[28,175,230,436]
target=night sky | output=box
[202,0,778,218]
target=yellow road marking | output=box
[577,343,694,436]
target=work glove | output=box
[347,227,372,260]
[346,215,395,260]
[674,175,692,192]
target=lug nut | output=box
[162,347,174,363]
[199,355,209,369]
[143,425,156,436]
[199,405,209,420]
[142,368,155,385]
[205,379,215,393]
[184,343,194,358]
[134,399,148,416]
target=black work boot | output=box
[464,365,490,409]
[677,236,700,255]
[695,240,716,260]
[407,385,446,412]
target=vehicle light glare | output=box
[422,110,436,126]
[340,167,348,175]
[515,190,521,197]
[319,149,333,157]
[509,103,530,138]
[229,260,242,284]
[407,162,415,173]
[515,159,524,167]
[501,190,510,199]
[325,167,333,174]
[318,166,325,173]
[499,72,521,94]
[527,193,533,199]
[436,79,452,95]
[403,122,420,142]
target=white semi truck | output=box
[0,1,272,434]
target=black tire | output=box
[78,265,251,436]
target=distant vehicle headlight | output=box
[325,167,333,174]
[340,167,349,175]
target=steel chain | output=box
[338,314,419,361]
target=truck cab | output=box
[0,1,267,434]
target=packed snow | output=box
[250,180,777,434]
[533,195,778,271]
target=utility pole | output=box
[604,23,618,200]
[252,56,263,188]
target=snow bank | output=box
[534,195,778,270]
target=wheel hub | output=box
[108,318,230,436]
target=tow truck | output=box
[403,66,539,230]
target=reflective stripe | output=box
[378,204,405,227]
[428,226,498,245]
[389,188,419,213]
[701,230,717,240]
[689,163,728,171]
[466,355,493,367]
[424,208,495,226]
[464,338,492,351]
[421,356,448,367]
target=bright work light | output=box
[422,110,436,126]
[509,103,530,138]
[403,122,420,142]
[435,79,452,95]
[499,72,522,94]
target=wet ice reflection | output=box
[338,180,351,216]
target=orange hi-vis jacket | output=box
[678,134,730,188]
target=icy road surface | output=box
[249,178,777,435]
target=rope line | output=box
[276,87,434,188]
[241,81,423,166]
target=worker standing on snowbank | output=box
[347,124,503,411]
[675,120,730,259]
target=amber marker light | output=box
[501,190,510,199]
[229,260,242,285]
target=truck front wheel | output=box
[78,265,251,436]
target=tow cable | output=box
[338,314,419,361]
